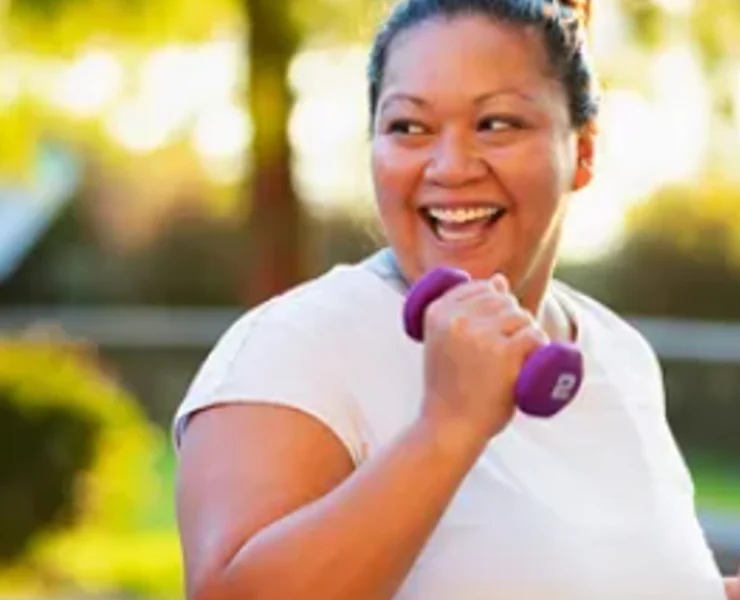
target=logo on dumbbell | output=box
[550,373,578,402]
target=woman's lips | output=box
[420,204,507,246]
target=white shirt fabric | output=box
[173,250,726,600]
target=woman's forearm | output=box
[206,417,485,600]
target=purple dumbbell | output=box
[403,266,583,418]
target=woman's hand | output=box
[420,273,547,445]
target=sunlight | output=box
[104,98,180,154]
[289,46,374,213]
[138,45,198,134]
[588,0,628,61]
[649,44,710,183]
[560,45,710,263]
[560,91,653,262]
[192,103,251,184]
[103,41,243,156]
[141,42,241,116]
[51,50,124,118]
[192,103,251,159]
[653,0,694,13]
[0,57,23,108]
[734,67,740,144]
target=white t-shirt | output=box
[173,251,726,600]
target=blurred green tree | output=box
[0,339,161,588]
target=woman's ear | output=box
[572,121,596,191]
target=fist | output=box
[420,273,548,442]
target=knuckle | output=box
[450,312,472,337]
[480,291,507,311]
[498,309,529,332]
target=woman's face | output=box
[371,15,593,306]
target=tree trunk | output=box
[241,0,305,306]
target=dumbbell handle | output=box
[403,267,583,418]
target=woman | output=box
[174,0,739,598]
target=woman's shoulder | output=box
[231,257,399,340]
[550,279,621,324]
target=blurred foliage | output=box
[0,337,174,595]
[619,0,666,50]
[4,0,381,302]
[558,180,740,320]
[288,0,381,44]
[133,201,245,306]
[8,0,242,54]
[690,0,740,71]
[619,0,740,65]
[0,189,136,305]
[0,187,381,306]
[0,102,40,184]
[663,361,740,459]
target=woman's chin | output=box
[417,222,511,281]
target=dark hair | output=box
[368,0,599,130]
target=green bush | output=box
[0,337,175,595]
[558,180,740,320]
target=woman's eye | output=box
[388,120,427,135]
[478,117,521,132]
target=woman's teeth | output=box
[424,206,504,243]
[427,206,502,223]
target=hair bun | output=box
[562,0,591,28]
[544,0,591,30]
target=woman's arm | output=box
[177,402,486,600]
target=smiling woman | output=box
[173,1,734,599]
[368,10,596,312]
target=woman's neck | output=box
[537,290,577,344]
[518,269,576,345]
[381,248,576,344]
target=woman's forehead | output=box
[383,15,551,88]
[379,16,564,115]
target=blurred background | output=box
[0,0,739,597]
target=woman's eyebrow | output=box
[378,93,429,114]
[379,89,539,114]
[473,89,538,106]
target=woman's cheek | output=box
[373,145,423,212]
[491,140,563,210]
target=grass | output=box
[686,450,740,515]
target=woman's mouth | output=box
[421,205,506,245]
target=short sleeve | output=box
[172,308,367,466]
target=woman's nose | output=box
[424,131,489,187]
